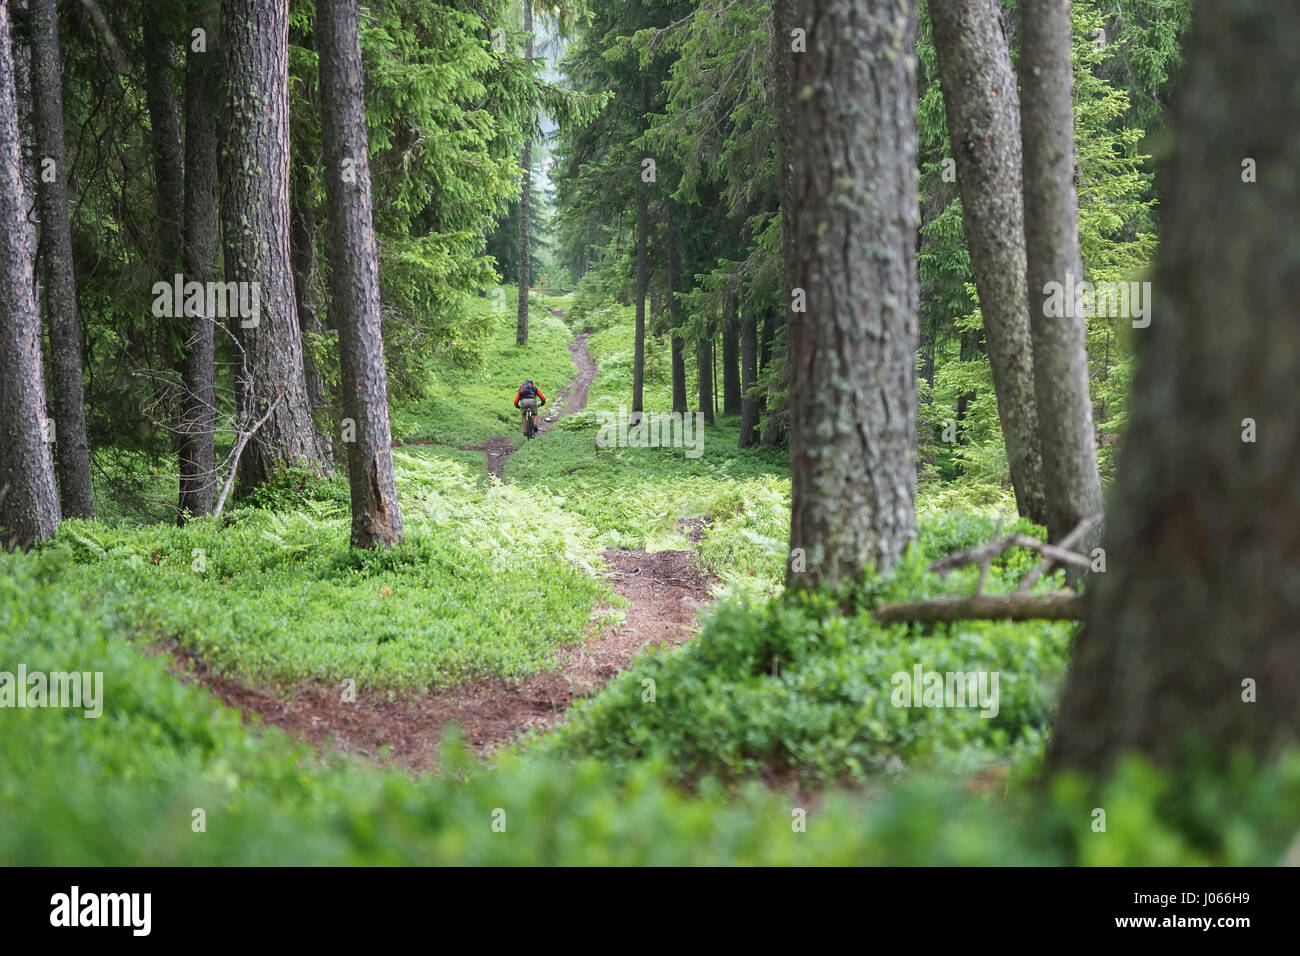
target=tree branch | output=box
[875,592,1084,624]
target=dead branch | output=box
[212,393,284,521]
[875,592,1084,624]
[873,516,1101,624]
[1014,514,1103,593]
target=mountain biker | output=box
[514,380,547,436]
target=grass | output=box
[5,543,1299,866]
[390,286,577,450]
[532,512,1075,787]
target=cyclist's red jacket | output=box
[514,386,546,407]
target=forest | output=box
[0,0,1297,886]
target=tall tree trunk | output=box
[759,304,774,372]
[1019,0,1103,548]
[953,327,982,477]
[696,330,714,424]
[631,188,647,413]
[0,0,58,548]
[30,0,92,518]
[759,307,780,446]
[144,13,184,267]
[632,112,650,415]
[775,0,919,588]
[219,0,328,490]
[291,161,328,412]
[12,0,38,290]
[930,0,1047,525]
[1049,0,1300,777]
[721,290,740,415]
[739,304,759,447]
[666,205,687,414]
[583,213,596,278]
[515,0,533,346]
[318,0,402,549]
[178,0,220,522]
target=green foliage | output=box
[54,449,605,690]
[390,288,577,445]
[511,310,789,587]
[536,513,1073,787]
[5,544,1297,866]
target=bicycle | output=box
[523,403,539,438]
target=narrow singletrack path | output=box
[167,329,715,771]
[460,331,596,479]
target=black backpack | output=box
[520,381,537,399]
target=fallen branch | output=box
[212,393,284,520]
[875,592,1084,624]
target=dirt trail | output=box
[169,330,715,771]
[460,331,595,480]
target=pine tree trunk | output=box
[721,291,740,415]
[930,0,1046,525]
[143,4,185,381]
[1048,0,1300,777]
[775,0,919,587]
[0,0,59,548]
[953,328,985,479]
[739,304,759,447]
[30,0,92,518]
[144,13,184,268]
[219,0,329,491]
[585,214,596,277]
[666,205,687,414]
[178,0,220,522]
[759,308,782,446]
[696,332,714,424]
[515,0,533,346]
[11,0,38,291]
[291,165,328,413]
[318,0,402,549]
[1019,0,1103,547]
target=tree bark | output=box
[775,0,919,587]
[178,0,220,521]
[318,0,402,548]
[515,0,533,346]
[1019,0,1104,547]
[30,0,92,518]
[930,0,1047,525]
[219,0,328,491]
[11,0,38,288]
[695,330,714,424]
[0,0,59,548]
[720,289,740,415]
[144,11,185,270]
[876,592,1082,624]
[1048,0,1300,777]
[666,204,687,414]
[739,302,759,447]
